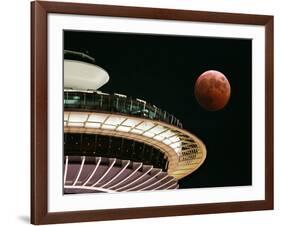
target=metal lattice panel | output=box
[64,156,178,193]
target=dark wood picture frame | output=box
[31,1,274,224]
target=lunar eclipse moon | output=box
[195,70,231,111]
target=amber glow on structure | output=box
[64,111,206,179]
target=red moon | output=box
[194,70,231,111]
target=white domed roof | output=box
[64,59,109,90]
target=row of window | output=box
[64,91,183,128]
[64,133,169,171]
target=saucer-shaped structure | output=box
[64,50,109,90]
[63,51,206,194]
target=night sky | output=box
[64,30,252,189]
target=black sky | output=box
[64,30,252,189]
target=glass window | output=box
[125,98,133,113]
[95,135,109,156]
[64,133,81,155]
[131,101,142,116]
[100,94,110,112]
[64,92,82,108]
[85,93,96,109]
[92,93,102,110]
[117,97,127,113]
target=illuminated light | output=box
[160,130,175,138]
[149,125,166,134]
[64,112,69,119]
[67,122,84,127]
[85,122,101,128]
[64,156,68,185]
[136,121,155,130]
[174,147,181,153]
[131,129,143,134]
[88,114,107,123]
[163,139,172,145]
[116,126,131,132]
[114,93,127,98]
[153,135,165,141]
[143,132,155,138]
[96,90,110,95]
[68,113,88,123]
[170,142,181,149]
[136,98,146,104]
[101,124,116,130]
[152,130,175,142]
[66,112,186,157]
[105,116,126,126]
[122,118,141,127]
[169,136,180,143]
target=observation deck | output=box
[63,50,206,193]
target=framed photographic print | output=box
[31,1,274,225]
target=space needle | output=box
[63,50,207,194]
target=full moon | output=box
[194,70,231,111]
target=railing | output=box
[64,90,183,128]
